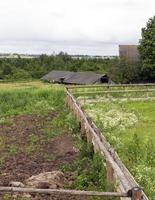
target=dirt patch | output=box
[50,134,78,157]
[0,112,82,200]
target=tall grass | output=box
[0,82,65,118]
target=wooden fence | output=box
[66,88,149,200]
[67,83,155,89]
[72,88,155,95]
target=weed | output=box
[70,140,107,191]
[0,136,5,150]
[9,144,18,156]
[26,134,40,155]
[0,117,13,126]
[44,154,56,161]
[46,129,58,138]
[60,163,72,173]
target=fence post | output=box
[106,161,114,190]
[80,119,86,135]
[131,187,143,200]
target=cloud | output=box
[0,0,154,54]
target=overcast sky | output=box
[0,0,154,55]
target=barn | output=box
[41,70,113,85]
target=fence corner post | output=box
[131,187,143,200]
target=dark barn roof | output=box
[41,70,112,85]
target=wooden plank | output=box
[67,83,155,90]
[0,187,128,197]
[78,97,155,103]
[73,89,155,95]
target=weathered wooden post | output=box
[106,161,114,191]
[106,161,114,185]
[131,187,143,200]
[80,118,86,135]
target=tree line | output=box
[0,54,142,83]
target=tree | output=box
[139,16,155,81]
[11,68,32,80]
[2,64,12,75]
[108,58,141,83]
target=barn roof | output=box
[41,70,109,85]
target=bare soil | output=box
[0,112,84,200]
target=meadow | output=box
[73,85,155,199]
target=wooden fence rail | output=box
[72,88,155,95]
[67,83,155,90]
[66,89,149,200]
[0,187,128,197]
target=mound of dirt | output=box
[26,171,66,189]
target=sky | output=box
[0,0,154,55]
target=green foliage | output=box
[123,135,155,197]
[0,54,112,81]
[25,133,40,155]
[71,141,107,192]
[139,15,155,81]
[108,58,141,83]
[2,64,12,75]
[10,68,32,80]
[124,133,143,165]
[60,163,72,173]
[0,51,151,83]
[9,144,18,156]
[0,83,65,118]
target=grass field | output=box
[0,81,110,200]
[73,86,155,199]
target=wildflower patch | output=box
[86,108,138,131]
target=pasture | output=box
[70,85,155,199]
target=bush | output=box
[11,68,32,80]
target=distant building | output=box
[71,55,117,60]
[119,45,139,61]
[0,53,40,59]
[41,70,114,85]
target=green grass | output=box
[120,101,155,141]
[0,81,65,119]
[85,100,155,142]
[80,91,155,199]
